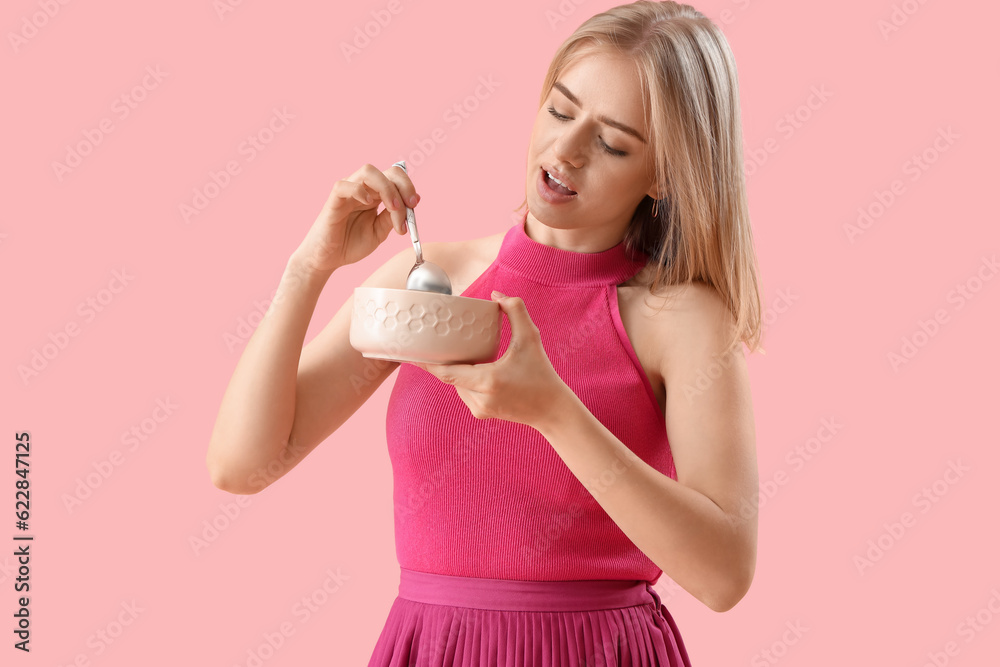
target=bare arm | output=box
[205,246,419,494]
[535,282,758,612]
[650,282,758,609]
[206,161,425,493]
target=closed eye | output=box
[546,106,628,157]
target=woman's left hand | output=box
[410,291,571,430]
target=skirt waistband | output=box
[398,567,659,612]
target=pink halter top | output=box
[384,213,676,584]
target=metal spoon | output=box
[391,160,453,295]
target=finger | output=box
[386,163,421,210]
[385,165,420,237]
[355,163,408,234]
[491,292,540,343]
[417,361,482,389]
[411,361,435,375]
[326,178,373,211]
[355,182,376,206]
[374,207,394,242]
[330,166,396,219]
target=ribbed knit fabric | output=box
[385,213,676,585]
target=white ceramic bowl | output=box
[350,287,501,364]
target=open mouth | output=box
[542,168,577,196]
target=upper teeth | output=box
[547,171,571,189]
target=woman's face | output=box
[525,49,659,250]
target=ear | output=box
[646,175,668,201]
[646,185,666,200]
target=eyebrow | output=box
[552,81,647,144]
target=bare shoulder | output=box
[418,228,506,294]
[618,274,740,379]
[429,227,506,263]
[650,281,731,324]
[625,273,730,329]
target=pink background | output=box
[3,0,998,665]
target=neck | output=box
[524,211,630,254]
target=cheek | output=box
[599,168,647,200]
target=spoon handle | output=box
[391,160,423,264]
[406,206,423,264]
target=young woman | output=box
[207,1,762,664]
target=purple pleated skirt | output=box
[367,568,692,666]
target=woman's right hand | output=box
[292,163,420,274]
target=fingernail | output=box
[408,195,419,207]
[491,290,505,299]
[392,197,401,209]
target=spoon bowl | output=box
[406,258,453,293]
[392,160,453,295]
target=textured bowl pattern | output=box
[350,287,500,363]
[358,298,495,340]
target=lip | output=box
[537,167,578,204]
[541,164,578,193]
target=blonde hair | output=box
[518,0,765,355]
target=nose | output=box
[551,123,586,168]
